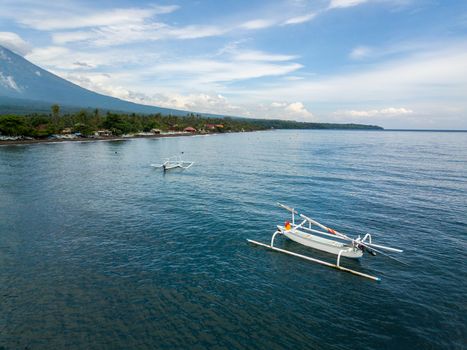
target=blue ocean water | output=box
[0,130,466,350]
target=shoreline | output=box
[4,128,458,147]
[0,132,203,146]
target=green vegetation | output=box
[0,105,382,138]
[231,118,383,130]
[0,115,32,136]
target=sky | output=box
[0,0,466,129]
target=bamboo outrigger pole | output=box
[247,239,381,281]
[297,213,406,265]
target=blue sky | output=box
[0,0,466,128]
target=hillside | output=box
[0,45,193,116]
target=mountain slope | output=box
[0,45,192,116]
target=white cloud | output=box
[16,5,179,31]
[0,32,31,56]
[284,76,305,81]
[36,46,305,118]
[271,102,287,107]
[0,0,389,51]
[233,50,298,62]
[52,31,98,45]
[329,0,369,9]
[26,44,303,93]
[35,40,467,128]
[348,40,439,61]
[224,43,467,127]
[285,102,314,118]
[140,47,302,85]
[52,23,227,46]
[26,45,160,71]
[270,101,314,121]
[349,46,372,60]
[283,12,317,25]
[59,71,131,99]
[138,93,242,115]
[0,3,278,48]
[50,66,316,120]
[128,92,315,121]
[27,46,70,66]
[163,25,227,40]
[244,44,467,108]
[149,59,302,84]
[1,3,223,48]
[50,72,243,115]
[240,19,276,30]
[335,107,414,117]
[0,72,22,92]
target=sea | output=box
[0,130,466,350]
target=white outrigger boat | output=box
[247,203,404,281]
[151,155,194,171]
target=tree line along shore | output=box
[0,105,383,141]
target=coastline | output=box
[6,128,446,147]
[0,132,200,146]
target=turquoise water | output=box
[0,130,466,349]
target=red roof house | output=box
[184,126,197,133]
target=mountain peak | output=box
[0,45,193,116]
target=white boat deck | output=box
[151,155,194,171]
[279,225,363,258]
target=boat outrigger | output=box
[151,155,194,171]
[247,203,404,281]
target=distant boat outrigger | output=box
[247,203,404,281]
[151,155,194,171]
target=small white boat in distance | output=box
[247,203,404,281]
[151,155,194,171]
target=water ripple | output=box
[0,130,466,349]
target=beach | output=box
[0,131,204,146]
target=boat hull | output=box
[280,226,363,259]
[151,160,194,170]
